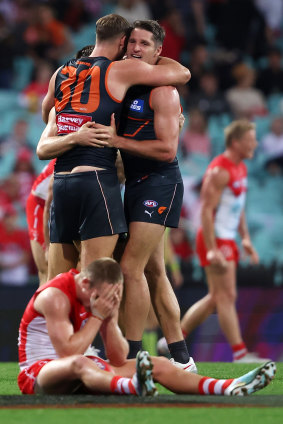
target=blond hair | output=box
[224,120,255,148]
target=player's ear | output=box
[156,45,162,57]
[81,277,90,292]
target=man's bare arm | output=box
[201,168,229,267]
[108,58,190,101]
[42,69,60,123]
[92,86,180,161]
[34,288,103,357]
[37,108,108,160]
[238,210,259,264]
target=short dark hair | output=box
[132,20,165,46]
[76,45,94,59]
[84,258,123,287]
[96,14,130,42]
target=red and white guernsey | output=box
[18,269,90,371]
[206,154,247,240]
[31,159,56,200]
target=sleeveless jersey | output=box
[118,85,182,183]
[18,269,90,371]
[31,159,56,200]
[205,154,247,239]
[54,56,122,172]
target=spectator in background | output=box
[261,115,283,175]
[20,60,54,113]
[114,0,152,23]
[160,8,186,62]
[0,118,33,158]
[23,3,73,66]
[226,63,268,120]
[0,11,16,88]
[254,0,283,44]
[207,0,268,59]
[256,47,283,97]
[186,43,210,93]
[180,109,211,158]
[0,205,31,286]
[190,70,231,118]
[13,148,36,211]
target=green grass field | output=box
[0,362,282,423]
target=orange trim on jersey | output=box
[126,115,153,122]
[76,60,91,67]
[105,62,122,103]
[124,120,150,137]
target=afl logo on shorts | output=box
[143,200,158,207]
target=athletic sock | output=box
[168,340,190,364]
[110,375,137,395]
[198,377,234,395]
[232,342,248,360]
[127,340,142,359]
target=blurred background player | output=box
[158,120,270,363]
[26,159,55,285]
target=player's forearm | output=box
[157,56,191,85]
[238,212,250,241]
[201,207,217,251]
[37,134,77,160]
[115,136,176,162]
[100,321,129,366]
[57,317,102,357]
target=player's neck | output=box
[90,44,118,61]
[224,149,242,164]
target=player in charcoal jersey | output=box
[18,257,276,396]
[38,14,190,280]
[27,46,99,285]
[158,120,271,363]
[89,20,195,371]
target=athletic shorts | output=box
[17,356,113,395]
[26,193,45,247]
[50,171,127,243]
[196,228,239,267]
[18,359,52,394]
[124,176,184,228]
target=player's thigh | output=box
[80,234,119,269]
[122,222,165,268]
[205,261,237,296]
[35,356,82,394]
[30,240,47,272]
[48,242,79,279]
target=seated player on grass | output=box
[18,258,276,396]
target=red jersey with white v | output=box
[206,154,247,240]
[18,269,90,371]
[31,159,56,200]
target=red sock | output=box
[232,342,248,360]
[198,377,234,395]
[110,375,137,395]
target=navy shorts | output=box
[124,175,184,228]
[50,170,127,243]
